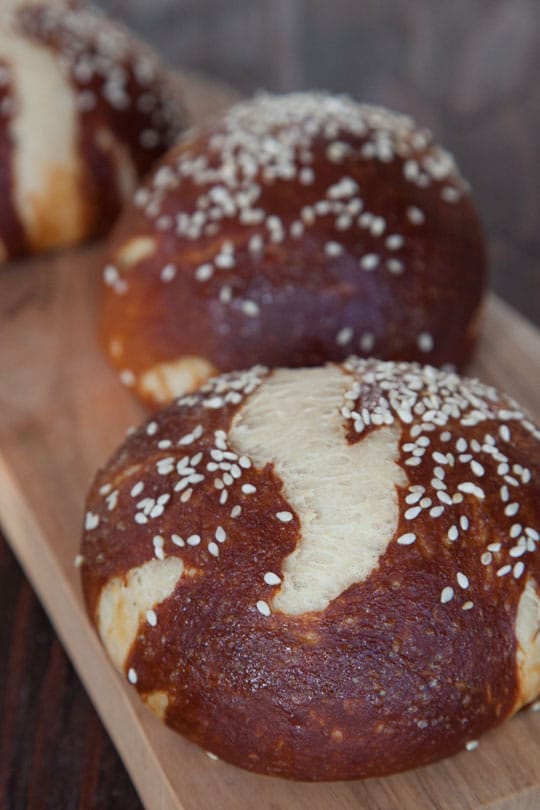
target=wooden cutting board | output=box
[1,78,540,810]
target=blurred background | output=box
[95,0,540,326]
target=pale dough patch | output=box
[97,557,183,672]
[143,690,169,720]
[94,127,138,205]
[515,578,540,708]
[0,30,86,250]
[116,236,157,267]
[139,356,217,404]
[230,366,407,615]
[109,337,124,360]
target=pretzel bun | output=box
[99,92,486,408]
[0,0,184,262]
[81,359,540,780]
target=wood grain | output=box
[1,247,540,810]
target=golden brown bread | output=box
[99,92,487,408]
[80,359,540,780]
[0,0,184,261]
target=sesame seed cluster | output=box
[83,357,539,625]
[102,92,486,403]
[344,358,540,609]
[82,364,273,594]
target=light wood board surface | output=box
[1,78,540,810]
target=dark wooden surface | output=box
[1,2,539,808]
[0,538,142,810]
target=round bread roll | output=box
[99,92,486,408]
[81,358,540,781]
[0,0,184,262]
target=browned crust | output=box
[81,361,540,780]
[0,3,186,262]
[99,97,487,407]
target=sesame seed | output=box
[208,542,219,557]
[242,484,257,494]
[470,460,485,477]
[499,425,511,442]
[441,186,461,203]
[481,552,492,565]
[497,565,512,577]
[359,332,375,353]
[85,512,99,531]
[465,740,479,752]
[256,600,271,617]
[215,526,227,542]
[299,167,315,184]
[458,482,485,499]
[440,586,454,604]
[195,263,213,282]
[103,265,119,286]
[513,561,525,579]
[215,252,235,269]
[370,217,386,236]
[187,534,201,546]
[276,511,294,523]
[146,609,157,626]
[407,206,425,225]
[360,253,380,271]
[325,241,344,257]
[146,422,158,436]
[203,397,224,409]
[241,300,260,317]
[119,369,136,386]
[230,505,242,518]
[405,506,421,520]
[128,668,138,685]
[336,327,353,346]
[505,502,519,517]
[462,601,474,611]
[456,572,469,589]
[264,572,282,586]
[385,234,404,250]
[386,258,404,274]
[160,263,177,282]
[171,534,185,547]
[448,526,459,541]
[73,554,85,568]
[397,532,416,546]
[417,332,434,353]
[487,542,501,552]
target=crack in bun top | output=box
[0,0,185,261]
[81,358,539,780]
[100,91,486,408]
